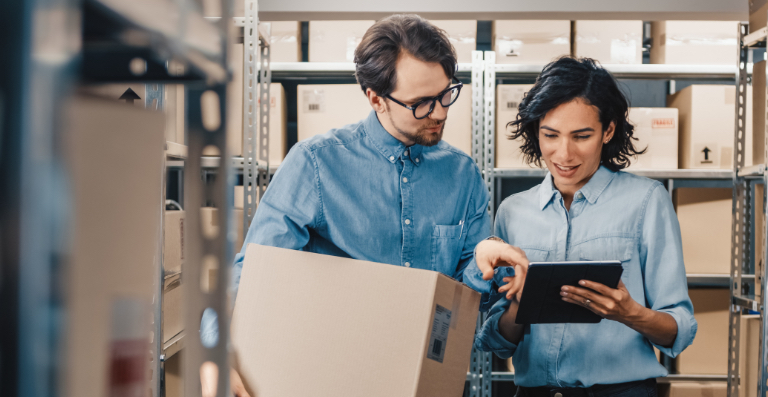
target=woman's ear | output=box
[603,121,616,144]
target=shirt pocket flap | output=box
[520,247,550,263]
[575,237,634,262]
[433,224,462,238]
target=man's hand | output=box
[475,239,529,301]
[560,280,640,322]
[200,363,252,397]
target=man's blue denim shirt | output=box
[463,166,697,388]
[201,109,491,344]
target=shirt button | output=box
[404,150,409,156]
[405,219,411,225]
[405,262,411,267]
[577,193,584,200]
[403,177,408,183]
[415,158,420,163]
[389,156,395,161]
[555,393,562,397]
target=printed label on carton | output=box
[302,89,325,113]
[427,304,451,363]
[651,118,676,135]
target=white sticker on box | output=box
[302,89,325,113]
[427,304,451,363]
[500,87,525,112]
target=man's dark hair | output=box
[508,57,645,172]
[354,14,457,97]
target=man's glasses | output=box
[385,77,463,120]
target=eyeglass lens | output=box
[413,87,460,119]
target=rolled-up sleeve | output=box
[463,201,513,309]
[200,143,322,345]
[474,297,518,358]
[640,184,697,357]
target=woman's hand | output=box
[560,280,640,322]
[475,239,529,301]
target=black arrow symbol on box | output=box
[702,147,711,161]
[119,88,141,105]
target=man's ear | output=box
[366,88,386,113]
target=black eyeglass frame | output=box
[384,77,464,120]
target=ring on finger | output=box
[584,299,591,307]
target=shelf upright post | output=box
[0,0,79,396]
[182,2,233,397]
[466,50,486,397]
[481,50,497,397]
[146,83,166,397]
[242,0,270,235]
[728,22,751,397]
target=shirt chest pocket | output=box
[574,236,634,263]
[430,224,463,276]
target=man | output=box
[201,14,490,397]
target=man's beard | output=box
[387,111,445,147]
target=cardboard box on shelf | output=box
[675,288,730,374]
[261,21,302,62]
[430,20,477,63]
[231,244,481,397]
[199,206,246,291]
[162,273,183,343]
[668,84,753,169]
[62,94,164,397]
[626,108,679,170]
[574,21,643,64]
[650,21,739,65]
[163,210,185,275]
[751,0,768,32]
[739,315,761,397]
[493,20,571,64]
[658,382,726,397]
[308,21,375,62]
[297,84,371,142]
[164,351,183,397]
[674,188,732,274]
[495,84,537,169]
[442,85,472,155]
[754,61,765,165]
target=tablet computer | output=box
[515,261,623,324]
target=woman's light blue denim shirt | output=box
[464,166,697,388]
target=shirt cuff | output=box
[653,307,697,358]
[474,298,518,359]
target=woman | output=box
[463,57,696,396]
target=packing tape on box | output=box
[450,282,463,329]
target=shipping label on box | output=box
[493,20,571,64]
[627,108,679,170]
[231,244,480,397]
[495,84,537,168]
[574,21,643,64]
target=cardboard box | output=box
[650,21,739,65]
[164,351,183,397]
[754,61,766,165]
[626,108,679,170]
[668,84,753,169]
[231,244,481,397]
[309,21,375,62]
[676,289,730,374]
[163,210,184,275]
[574,21,643,64]
[162,273,183,343]
[201,207,245,253]
[62,94,164,397]
[493,20,571,64]
[495,84,538,168]
[751,0,768,32]
[430,20,477,63]
[297,84,371,142]
[739,315,761,397]
[261,21,302,62]
[443,85,472,155]
[675,188,732,274]
[659,382,726,397]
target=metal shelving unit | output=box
[729,21,768,397]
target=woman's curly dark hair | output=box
[508,57,644,172]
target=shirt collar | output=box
[538,165,616,210]
[363,110,423,166]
